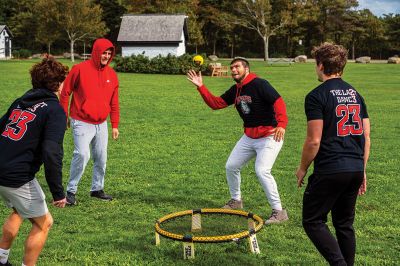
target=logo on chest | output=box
[236,95,252,114]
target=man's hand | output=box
[296,167,307,188]
[52,198,67,208]
[187,69,203,88]
[358,172,367,195]
[270,127,285,142]
[112,128,119,140]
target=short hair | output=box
[30,56,69,92]
[312,42,348,75]
[230,57,250,69]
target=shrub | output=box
[113,53,207,74]
[12,49,32,59]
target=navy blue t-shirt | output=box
[220,78,281,127]
[305,78,368,174]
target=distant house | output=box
[0,25,12,59]
[117,14,188,58]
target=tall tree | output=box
[280,0,303,57]
[383,14,400,53]
[343,9,385,59]
[55,0,108,62]
[297,0,320,55]
[7,0,38,51]
[34,0,62,54]
[326,0,358,44]
[236,0,290,60]
[126,0,187,13]
[187,2,205,54]
[94,0,126,43]
[198,0,236,56]
[0,0,14,24]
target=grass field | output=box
[0,59,399,265]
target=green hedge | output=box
[113,53,208,74]
[12,49,31,59]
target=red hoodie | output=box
[60,38,120,128]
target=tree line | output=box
[1,0,399,60]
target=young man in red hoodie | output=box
[60,38,120,205]
[187,57,288,224]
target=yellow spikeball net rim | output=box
[155,208,264,243]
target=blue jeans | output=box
[67,119,108,194]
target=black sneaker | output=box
[90,190,113,201]
[66,191,77,205]
[0,261,12,266]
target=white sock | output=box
[22,263,27,266]
[0,248,10,264]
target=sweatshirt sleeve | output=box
[42,106,67,201]
[110,80,120,129]
[42,140,65,201]
[273,97,288,129]
[197,85,228,110]
[59,65,79,118]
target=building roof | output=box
[0,25,13,37]
[117,14,188,44]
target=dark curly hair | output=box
[312,42,348,76]
[30,56,69,92]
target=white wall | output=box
[176,30,186,56]
[122,45,179,58]
[121,30,186,58]
[0,29,11,59]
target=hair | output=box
[30,56,69,92]
[230,57,250,69]
[312,42,348,75]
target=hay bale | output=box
[387,57,400,64]
[31,54,43,59]
[294,55,307,63]
[355,56,371,64]
[63,52,80,59]
[208,55,219,61]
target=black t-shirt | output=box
[305,78,369,174]
[220,78,281,127]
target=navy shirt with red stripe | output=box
[305,78,368,174]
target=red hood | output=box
[234,73,258,106]
[236,73,257,88]
[91,38,115,69]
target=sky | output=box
[357,0,400,17]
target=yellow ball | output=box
[193,55,204,66]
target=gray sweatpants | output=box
[67,118,108,194]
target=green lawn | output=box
[0,59,399,265]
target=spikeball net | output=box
[155,208,264,259]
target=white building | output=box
[0,25,12,59]
[117,14,188,58]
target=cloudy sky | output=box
[357,0,400,17]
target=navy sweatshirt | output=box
[0,88,66,200]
